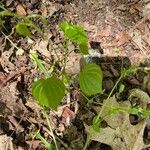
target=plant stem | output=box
[43,109,59,150]
[95,75,123,123]
[83,75,123,150]
[31,53,50,78]
[83,134,91,150]
[34,132,52,150]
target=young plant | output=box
[59,21,103,96]
[30,51,63,150]
[0,7,46,36]
[33,132,55,150]
[83,65,149,150]
[30,51,66,110]
[31,22,103,149]
[59,21,89,55]
[0,6,104,148]
[32,22,143,150]
[3,11,147,149]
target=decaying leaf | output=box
[16,4,27,16]
[0,134,24,150]
[129,88,150,108]
[143,74,150,94]
[86,93,150,150]
[101,31,130,48]
[33,40,51,58]
[65,51,81,74]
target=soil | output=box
[0,0,150,150]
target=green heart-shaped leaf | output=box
[16,22,31,36]
[32,76,65,110]
[79,63,103,96]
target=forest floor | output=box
[0,0,150,150]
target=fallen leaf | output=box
[8,116,24,132]
[6,0,13,7]
[0,72,6,87]
[62,107,75,119]
[64,50,81,74]
[102,31,130,48]
[16,4,27,16]
[0,47,15,73]
[0,134,24,150]
[129,88,150,108]
[40,4,47,16]
[33,40,50,58]
[26,140,41,150]
[25,99,41,113]
[96,26,111,38]
[85,125,117,146]
[0,135,14,150]
[87,95,150,150]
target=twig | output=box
[1,31,22,50]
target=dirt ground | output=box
[0,0,150,150]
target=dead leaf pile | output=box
[0,134,23,150]
[86,89,150,150]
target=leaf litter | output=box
[0,0,150,149]
[87,92,150,150]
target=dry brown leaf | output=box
[25,99,41,112]
[102,31,130,48]
[96,26,111,38]
[129,88,150,108]
[87,94,150,150]
[142,2,150,19]
[8,116,24,132]
[16,4,27,16]
[26,140,41,150]
[142,24,150,45]
[40,4,47,16]
[81,22,97,32]
[0,134,24,150]
[143,34,150,44]
[65,51,81,74]
[121,117,149,150]
[134,23,150,61]
[85,125,117,146]
[0,48,15,72]
[0,135,14,150]
[0,72,6,87]
[33,40,50,58]
[62,107,75,119]
[6,0,13,7]
[0,81,28,117]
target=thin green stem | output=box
[83,75,123,150]
[95,75,123,123]
[43,109,59,150]
[31,53,50,78]
[34,132,52,150]
[83,134,91,150]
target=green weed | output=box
[1,9,149,149]
[0,7,46,36]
